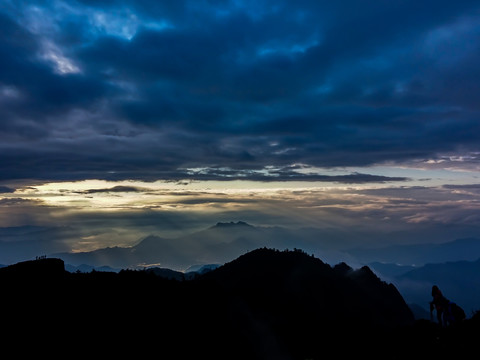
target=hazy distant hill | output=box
[367,257,480,318]
[368,261,416,278]
[52,222,480,276]
[53,221,254,269]
[64,263,121,273]
[184,263,220,273]
[347,237,480,266]
[392,258,480,316]
[53,221,336,270]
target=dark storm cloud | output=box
[180,166,408,183]
[77,185,148,194]
[0,15,108,106]
[0,186,15,193]
[1,1,480,180]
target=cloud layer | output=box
[2,178,480,264]
[1,0,480,181]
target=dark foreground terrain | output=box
[1,248,478,359]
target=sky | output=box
[1,0,480,263]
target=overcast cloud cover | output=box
[1,1,480,263]
[1,0,480,180]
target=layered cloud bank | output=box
[1,179,480,262]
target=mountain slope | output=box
[2,250,479,359]
[201,248,413,331]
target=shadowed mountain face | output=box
[200,248,414,331]
[1,248,419,359]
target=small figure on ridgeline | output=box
[430,285,466,327]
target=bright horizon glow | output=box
[1,163,479,252]
[5,162,480,214]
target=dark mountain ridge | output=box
[200,248,413,331]
[2,248,478,358]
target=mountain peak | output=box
[211,221,253,229]
[201,247,414,331]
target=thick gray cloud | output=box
[77,185,148,194]
[0,0,479,181]
[0,186,14,193]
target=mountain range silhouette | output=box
[1,247,479,359]
[49,222,480,272]
[43,222,480,317]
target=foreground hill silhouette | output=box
[1,248,478,359]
